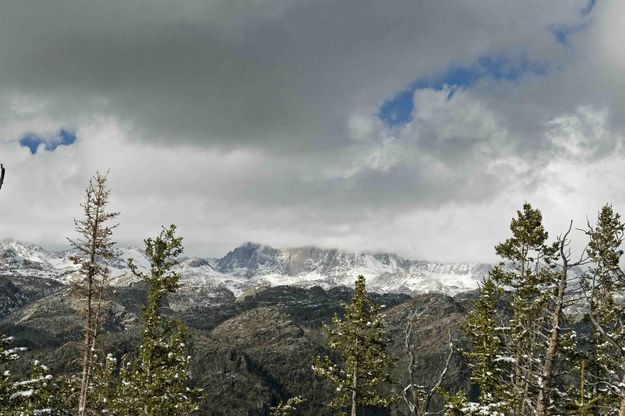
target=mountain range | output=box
[0,239,491,299]
[0,238,496,414]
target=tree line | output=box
[3,170,625,415]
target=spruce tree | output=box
[313,275,396,416]
[448,203,582,415]
[463,277,510,413]
[270,396,304,416]
[93,225,202,416]
[490,203,561,414]
[583,204,625,414]
[442,276,511,416]
[0,333,70,415]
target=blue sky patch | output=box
[550,20,591,46]
[377,54,548,128]
[550,0,595,46]
[580,0,596,16]
[19,129,77,154]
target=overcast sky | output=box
[1,0,624,262]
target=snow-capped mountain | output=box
[0,240,491,297]
[213,243,490,295]
[0,239,76,280]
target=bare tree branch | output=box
[0,163,5,191]
[424,330,454,412]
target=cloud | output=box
[0,0,582,149]
[2,0,625,262]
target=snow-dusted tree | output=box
[536,220,586,416]
[583,204,625,414]
[0,333,71,415]
[68,171,119,416]
[490,203,565,415]
[92,225,202,416]
[313,275,396,416]
[442,275,514,416]
[270,396,304,416]
[463,277,511,414]
[449,203,583,415]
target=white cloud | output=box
[3,0,625,262]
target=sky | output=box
[0,0,624,262]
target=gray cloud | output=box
[3,0,625,262]
[0,0,582,149]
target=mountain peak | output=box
[215,242,283,277]
[0,239,492,296]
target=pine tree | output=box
[462,277,510,413]
[93,225,202,416]
[442,276,511,416]
[313,275,396,416]
[449,203,582,415]
[583,204,625,415]
[0,333,71,415]
[490,203,561,414]
[270,396,304,416]
[68,171,119,416]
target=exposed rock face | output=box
[216,243,284,277]
[0,239,492,297]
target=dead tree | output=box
[0,164,5,191]
[403,308,454,416]
[68,171,119,416]
[536,221,588,416]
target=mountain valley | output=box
[0,239,489,415]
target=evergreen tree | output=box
[448,203,582,415]
[463,277,510,413]
[68,171,119,416]
[313,275,396,416]
[92,225,202,416]
[583,204,625,414]
[442,277,511,416]
[490,203,562,415]
[0,333,71,415]
[270,396,304,416]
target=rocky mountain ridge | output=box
[0,239,491,297]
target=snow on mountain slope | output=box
[0,239,491,297]
[0,239,75,280]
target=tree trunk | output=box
[352,359,358,416]
[536,271,567,416]
[78,275,94,416]
[0,164,5,191]
[537,229,573,416]
[78,216,100,416]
